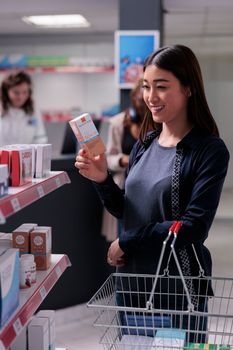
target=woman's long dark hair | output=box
[1,71,34,116]
[140,44,219,142]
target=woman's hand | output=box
[75,148,108,183]
[107,238,125,267]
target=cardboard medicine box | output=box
[69,113,106,158]
[30,226,52,270]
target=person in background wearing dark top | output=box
[0,71,47,146]
[75,45,230,342]
[101,79,147,241]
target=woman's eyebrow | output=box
[143,78,170,83]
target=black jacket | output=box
[93,128,230,306]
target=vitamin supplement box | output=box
[30,226,52,270]
[12,223,38,255]
[0,248,20,327]
[69,113,106,158]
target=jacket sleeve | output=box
[119,138,230,254]
[92,171,125,219]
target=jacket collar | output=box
[143,127,210,150]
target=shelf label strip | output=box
[13,317,23,336]
[0,209,5,224]
[11,197,21,213]
[37,185,45,198]
[39,286,47,301]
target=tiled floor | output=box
[54,188,233,350]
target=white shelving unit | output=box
[0,171,71,349]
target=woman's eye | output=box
[142,85,149,90]
[157,85,167,90]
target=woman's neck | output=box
[158,122,193,147]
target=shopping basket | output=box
[87,221,233,349]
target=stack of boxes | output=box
[12,223,52,273]
[0,143,52,187]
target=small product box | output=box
[30,144,52,178]
[69,113,106,158]
[0,248,20,327]
[36,310,56,350]
[12,223,38,255]
[28,316,49,350]
[10,324,27,350]
[11,147,32,186]
[152,329,186,350]
[30,226,52,270]
[0,164,8,197]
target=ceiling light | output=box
[22,14,90,28]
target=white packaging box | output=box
[0,248,20,327]
[152,329,186,350]
[28,316,49,350]
[10,325,27,350]
[0,164,8,197]
[69,113,106,158]
[36,310,56,350]
[33,144,52,178]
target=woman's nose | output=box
[148,89,158,103]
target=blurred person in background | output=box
[0,71,47,146]
[101,79,148,241]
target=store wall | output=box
[0,33,232,188]
[0,33,119,115]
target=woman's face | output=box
[8,82,30,108]
[142,65,190,125]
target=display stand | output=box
[0,172,71,349]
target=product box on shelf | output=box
[12,223,38,255]
[0,164,8,198]
[0,248,20,327]
[34,144,52,178]
[10,324,27,350]
[36,310,56,350]
[0,145,33,186]
[11,147,32,186]
[30,226,52,270]
[28,316,49,350]
[69,113,106,158]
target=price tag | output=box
[13,317,23,335]
[0,210,5,224]
[55,177,61,188]
[39,286,47,301]
[37,185,45,198]
[11,197,21,212]
[55,265,62,278]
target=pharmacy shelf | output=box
[0,65,114,74]
[0,171,70,224]
[0,254,71,350]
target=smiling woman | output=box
[75,44,230,342]
[0,71,47,146]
